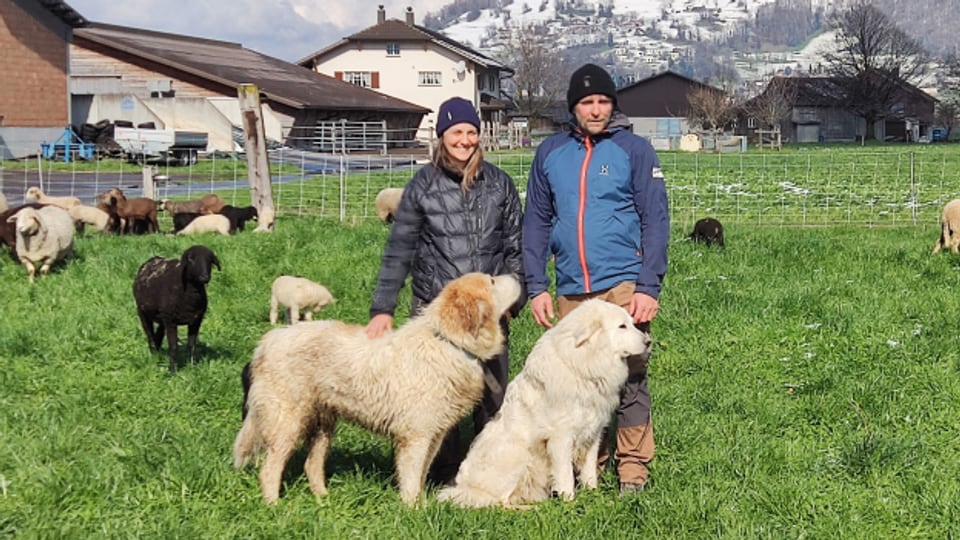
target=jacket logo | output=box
[599,164,609,175]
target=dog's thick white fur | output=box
[438,299,651,508]
[233,272,521,506]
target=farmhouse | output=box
[298,6,513,142]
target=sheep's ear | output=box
[5,214,16,223]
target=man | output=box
[522,63,669,495]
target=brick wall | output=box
[0,0,70,127]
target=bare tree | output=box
[496,24,568,126]
[822,1,929,139]
[743,76,799,132]
[686,86,737,149]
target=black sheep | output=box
[218,205,258,233]
[172,212,201,233]
[689,217,725,247]
[132,245,221,373]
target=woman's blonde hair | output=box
[433,138,484,191]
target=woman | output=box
[365,96,525,484]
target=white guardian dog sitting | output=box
[438,299,651,507]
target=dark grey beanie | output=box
[566,64,617,111]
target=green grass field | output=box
[2,218,958,538]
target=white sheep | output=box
[6,205,75,283]
[269,275,335,325]
[24,186,82,210]
[933,199,960,254]
[176,214,230,236]
[375,187,404,223]
[69,205,113,233]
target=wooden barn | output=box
[616,71,721,145]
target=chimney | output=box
[377,5,385,24]
[405,6,414,25]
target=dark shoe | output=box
[619,482,645,497]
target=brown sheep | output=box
[933,199,960,254]
[100,188,159,234]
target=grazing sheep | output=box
[24,186,82,210]
[253,206,275,233]
[177,214,230,236]
[218,205,258,233]
[199,193,225,214]
[689,217,725,248]
[1,203,46,254]
[100,188,159,234]
[269,276,335,325]
[172,212,201,233]
[161,198,204,215]
[132,245,221,373]
[933,199,960,254]
[6,205,75,283]
[375,187,404,223]
[69,205,113,233]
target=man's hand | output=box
[530,291,556,328]
[365,313,394,339]
[629,293,659,324]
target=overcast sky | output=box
[67,0,450,62]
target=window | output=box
[419,71,442,86]
[343,71,373,88]
[747,117,757,129]
[386,43,400,56]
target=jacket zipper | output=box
[578,137,592,292]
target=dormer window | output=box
[386,43,400,56]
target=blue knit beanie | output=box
[436,97,480,136]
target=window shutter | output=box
[371,72,380,89]
[334,71,343,80]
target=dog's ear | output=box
[572,316,603,348]
[438,284,491,338]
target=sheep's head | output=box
[25,187,42,202]
[180,245,221,286]
[8,207,43,236]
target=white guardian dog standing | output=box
[439,299,651,508]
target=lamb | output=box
[176,214,230,236]
[69,205,113,233]
[6,205,75,283]
[172,212,201,233]
[689,217,725,248]
[132,245,221,373]
[933,199,960,254]
[218,205,258,233]
[199,193,226,214]
[24,186,82,210]
[375,187,404,223]
[100,188,159,234]
[269,276,336,325]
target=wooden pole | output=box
[238,83,276,230]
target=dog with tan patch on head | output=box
[233,272,521,506]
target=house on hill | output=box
[71,23,429,153]
[0,0,86,159]
[298,6,514,142]
[616,71,723,147]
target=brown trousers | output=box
[557,281,655,485]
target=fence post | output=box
[238,83,276,228]
[141,165,155,199]
[910,151,917,226]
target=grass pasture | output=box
[2,217,959,538]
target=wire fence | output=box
[3,146,960,229]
